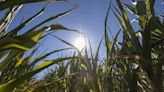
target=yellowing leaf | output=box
[14,52,24,67]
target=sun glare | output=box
[74,36,85,50]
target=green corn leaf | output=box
[28,7,76,32]
[81,63,87,71]
[111,30,121,54]
[30,72,78,92]
[0,50,20,70]
[104,0,112,61]
[83,76,87,85]
[0,6,22,34]
[93,38,103,73]
[123,4,136,14]
[14,52,24,67]
[29,48,72,66]
[0,57,72,92]
[0,27,47,51]
[0,7,14,34]
[0,0,65,11]
[6,4,47,36]
[94,38,103,61]
[0,23,72,51]
[105,29,112,55]
[146,0,155,16]
[52,35,82,55]
[50,23,79,33]
[116,0,142,54]
[149,17,163,48]
[0,51,8,59]
[87,36,94,63]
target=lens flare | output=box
[74,36,85,50]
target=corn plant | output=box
[112,0,163,92]
[0,0,78,92]
[22,0,163,92]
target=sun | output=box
[73,36,85,50]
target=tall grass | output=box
[0,0,77,91]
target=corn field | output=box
[0,0,163,92]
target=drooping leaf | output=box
[0,23,73,51]
[50,23,79,33]
[0,0,66,11]
[0,27,48,51]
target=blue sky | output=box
[2,0,163,57]
[9,0,115,58]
